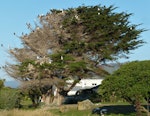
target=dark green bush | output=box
[0,88,21,109]
[0,79,4,89]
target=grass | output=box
[0,109,55,116]
[0,97,149,116]
[50,109,96,116]
[0,104,148,116]
[49,103,149,116]
[49,107,135,116]
[20,98,33,109]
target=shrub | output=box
[0,79,4,89]
[0,88,21,109]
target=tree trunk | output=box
[135,99,142,116]
[134,98,150,116]
[139,106,149,116]
[52,88,65,106]
[42,88,65,106]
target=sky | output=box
[0,0,150,81]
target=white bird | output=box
[61,9,64,13]
[60,25,62,28]
[61,56,63,60]
[49,59,53,64]
[37,56,41,59]
[75,14,79,20]
[36,26,40,30]
[130,27,133,30]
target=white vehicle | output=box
[67,78,103,96]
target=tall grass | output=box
[0,109,56,116]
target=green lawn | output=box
[49,104,149,116]
[18,97,149,116]
[50,109,96,116]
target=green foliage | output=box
[27,87,42,107]
[50,9,63,14]
[63,41,85,55]
[68,61,86,72]
[0,88,21,109]
[18,59,35,73]
[63,5,145,62]
[0,79,5,89]
[50,53,74,64]
[50,52,94,77]
[99,60,150,104]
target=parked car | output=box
[92,107,107,115]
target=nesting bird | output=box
[61,56,63,60]
[61,9,64,14]
[75,14,79,20]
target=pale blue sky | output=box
[0,0,150,81]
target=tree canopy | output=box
[5,4,145,105]
[98,60,150,114]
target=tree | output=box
[5,4,145,106]
[99,60,150,115]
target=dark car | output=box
[92,107,107,115]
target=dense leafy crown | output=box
[61,5,144,62]
[99,60,150,104]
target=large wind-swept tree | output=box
[5,4,145,106]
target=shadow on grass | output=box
[99,105,136,115]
